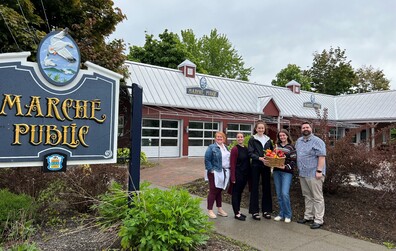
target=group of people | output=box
[204,120,326,229]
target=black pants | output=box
[231,172,249,215]
[249,162,272,214]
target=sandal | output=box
[263,212,272,219]
[252,213,261,220]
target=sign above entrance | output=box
[186,77,219,97]
[0,29,122,168]
[303,94,321,109]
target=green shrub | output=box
[0,189,36,235]
[2,242,40,251]
[36,180,70,226]
[91,181,129,228]
[117,148,150,166]
[228,135,251,150]
[119,185,212,251]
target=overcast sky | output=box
[110,0,396,90]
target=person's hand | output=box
[315,171,323,179]
[278,164,285,169]
[262,157,270,166]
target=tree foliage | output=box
[128,29,188,70]
[271,64,312,90]
[128,28,253,81]
[198,29,252,80]
[352,65,390,93]
[307,47,356,95]
[0,0,127,75]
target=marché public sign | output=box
[0,29,121,167]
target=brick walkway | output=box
[141,157,204,187]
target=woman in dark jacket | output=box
[229,132,250,221]
[248,120,273,220]
[272,129,297,223]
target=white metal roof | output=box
[125,61,396,123]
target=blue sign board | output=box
[0,30,121,167]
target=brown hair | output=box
[236,132,245,138]
[253,120,267,134]
[301,121,312,128]
[276,129,293,145]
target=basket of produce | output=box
[264,149,286,167]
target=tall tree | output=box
[198,29,252,81]
[308,47,356,95]
[128,29,253,81]
[180,29,206,74]
[352,65,390,93]
[0,0,126,75]
[128,29,188,70]
[271,64,312,90]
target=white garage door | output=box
[141,119,180,158]
[188,121,219,157]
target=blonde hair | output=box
[215,131,227,142]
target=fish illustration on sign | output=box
[37,28,81,86]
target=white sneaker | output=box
[274,216,283,221]
[285,218,291,223]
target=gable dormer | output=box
[178,59,196,78]
[285,80,301,94]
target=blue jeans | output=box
[273,171,293,219]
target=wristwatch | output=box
[316,170,322,173]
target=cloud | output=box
[111,0,396,90]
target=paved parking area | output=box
[141,157,204,187]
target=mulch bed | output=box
[182,176,396,245]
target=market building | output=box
[119,59,396,158]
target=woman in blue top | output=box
[204,131,230,219]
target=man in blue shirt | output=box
[295,121,326,229]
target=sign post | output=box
[128,83,142,203]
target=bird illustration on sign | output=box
[37,28,80,86]
[48,28,77,63]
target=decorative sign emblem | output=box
[37,28,80,86]
[199,77,208,89]
[303,94,321,109]
[43,153,67,172]
[186,76,219,97]
[310,94,316,104]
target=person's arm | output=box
[284,144,297,170]
[248,138,260,160]
[315,156,325,179]
[204,145,213,171]
[316,156,325,172]
[230,146,238,183]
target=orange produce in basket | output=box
[264,149,286,167]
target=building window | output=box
[360,130,367,142]
[226,123,252,143]
[142,119,179,146]
[188,121,219,146]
